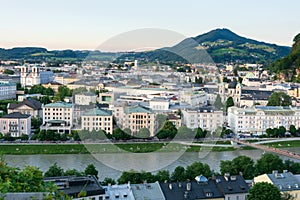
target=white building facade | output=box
[81,108,113,134]
[41,102,74,133]
[0,112,31,137]
[0,81,16,100]
[228,106,300,135]
[74,93,97,105]
[182,107,223,131]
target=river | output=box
[5,147,300,181]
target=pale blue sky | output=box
[0,0,299,50]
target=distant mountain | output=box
[0,29,291,65]
[269,33,300,82]
[116,28,291,64]
[0,47,118,63]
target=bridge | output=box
[233,139,300,160]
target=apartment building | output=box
[0,112,31,137]
[81,108,113,134]
[114,104,156,136]
[254,171,300,200]
[74,92,97,105]
[41,102,74,133]
[8,98,42,118]
[182,107,224,131]
[0,81,16,100]
[228,106,300,135]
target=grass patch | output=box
[0,142,239,155]
[0,144,89,155]
[216,140,231,145]
[263,140,300,148]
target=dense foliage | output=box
[248,182,282,200]
[270,33,300,82]
[267,92,291,106]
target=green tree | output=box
[278,126,287,137]
[112,128,131,140]
[220,156,255,179]
[54,86,72,101]
[20,134,29,141]
[176,126,195,139]
[0,162,53,193]
[214,94,224,110]
[40,96,51,104]
[31,116,43,129]
[117,170,155,184]
[101,177,116,186]
[64,169,83,177]
[284,160,300,174]
[171,166,186,182]
[255,153,284,175]
[156,121,177,139]
[289,125,297,136]
[136,127,150,138]
[267,92,291,106]
[3,69,14,75]
[44,163,64,177]
[156,114,168,130]
[248,182,281,200]
[195,127,207,139]
[84,164,98,179]
[225,97,234,111]
[154,170,170,183]
[186,162,211,180]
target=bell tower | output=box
[20,65,27,87]
[32,65,40,85]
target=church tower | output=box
[32,65,41,85]
[20,65,27,87]
[219,82,226,103]
[235,83,242,106]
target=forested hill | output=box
[115,28,291,64]
[0,47,118,62]
[269,33,300,82]
[0,29,291,65]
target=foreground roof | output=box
[1,112,30,119]
[160,180,223,200]
[44,101,73,108]
[82,108,112,116]
[8,98,42,110]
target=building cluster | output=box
[2,61,300,137]
[10,174,249,200]
[8,170,300,200]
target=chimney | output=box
[224,173,230,181]
[169,183,173,190]
[211,174,216,180]
[272,170,278,175]
[179,182,182,188]
[187,182,191,191]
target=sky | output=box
[0,0,300,50]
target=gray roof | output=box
[131,182,165,200]
[1,112,30,119]
[124,105,152,114]
[44,101,73,108]
[8,98,42,110]
[159,180,223,200]
[215,175,249,195]
[82,108,112,116]
[44,176,105,198]
[267,172,300,191]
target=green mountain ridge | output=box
[0,29,291,65]
[269,33,300,82]
[166,28,290,64]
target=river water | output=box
[5,147,300,181]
